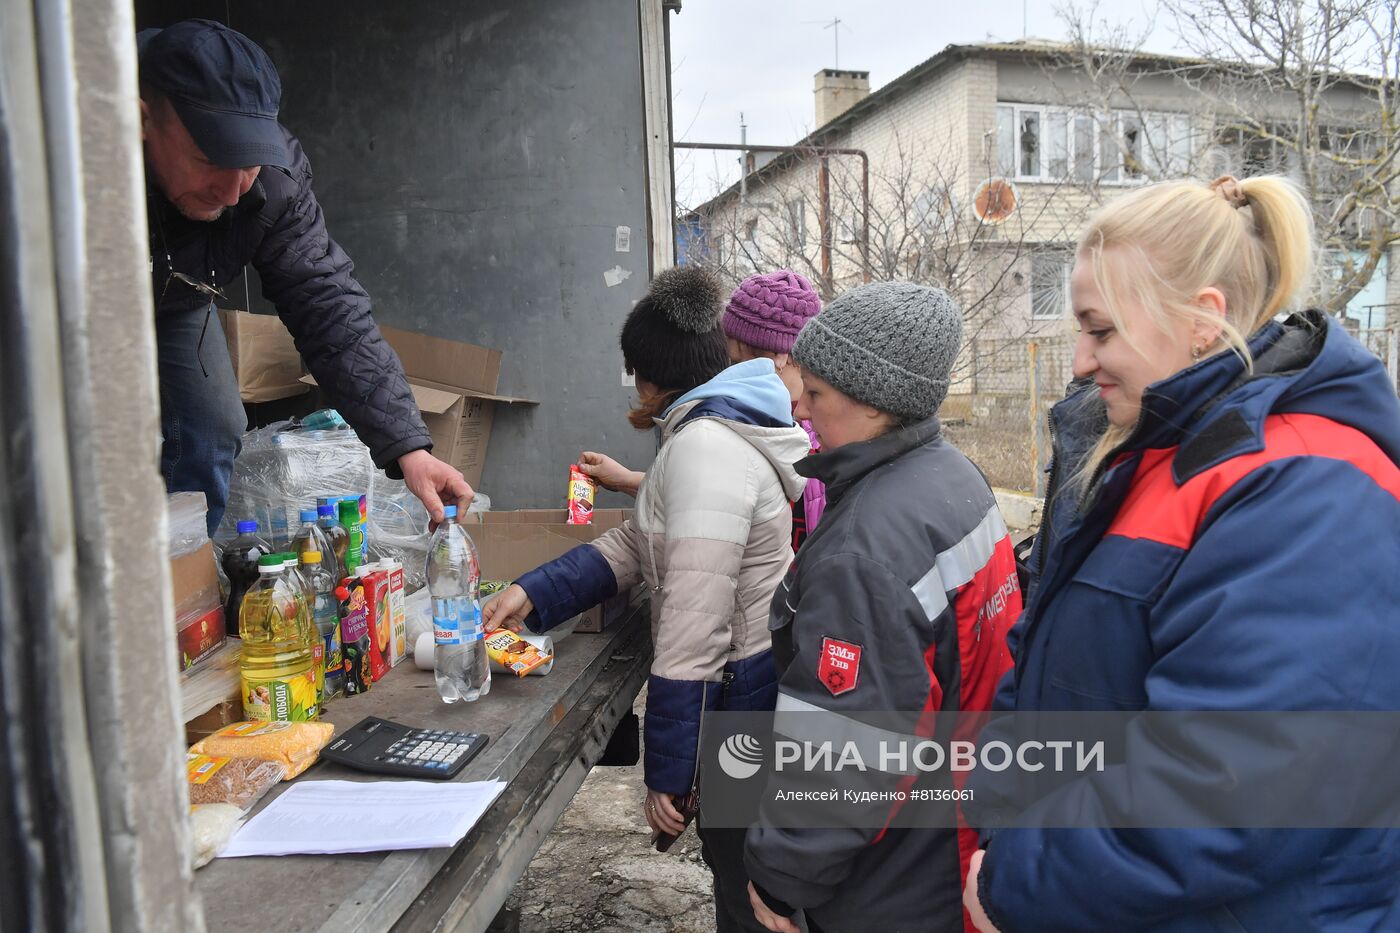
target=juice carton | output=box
[362,567,391,683]
[382,560,408,667]
[336,575,373,696]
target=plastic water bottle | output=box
[425,505,489,703]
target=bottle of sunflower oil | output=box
[239,554,320,722]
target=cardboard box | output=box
[464,509,642,633]
[301,325,534,489]
[220,309,309,403]
[171,539,221,619]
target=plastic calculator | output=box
[320,716,488,780]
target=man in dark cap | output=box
[139,18,468,534]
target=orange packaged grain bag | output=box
[189,720,335,779]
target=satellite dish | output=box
[973,178,1019,225]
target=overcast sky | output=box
[669,0,1179,209]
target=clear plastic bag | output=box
[168,491,210,558]
[186,753,284,809]
[368,471,431,590]
[216,419,375,551]
[189,803,245,869]
[215,413,477,591]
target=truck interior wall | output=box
[135,0,662,509]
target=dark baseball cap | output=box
[138,19,291,169]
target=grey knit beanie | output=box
[791,282,962,420]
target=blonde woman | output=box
[963,175,1400,931]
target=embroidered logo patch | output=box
[817,637,861,696]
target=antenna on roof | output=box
[803,17,851,69]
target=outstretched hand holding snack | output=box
[578,451,645,497]
[482,584,533,633]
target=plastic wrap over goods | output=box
[168,491,211,558]
[213,413,436,589]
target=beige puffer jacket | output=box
[592,398,809,684]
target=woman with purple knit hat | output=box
[581,269,827,547]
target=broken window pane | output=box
[1122,114,1144,178]
[1020,110,1041,177]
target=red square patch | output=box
[817,637,862,696]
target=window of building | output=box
[1072,114,1095,182]
[997,105,1016,175]
[998,103,1196,184]
[1031,253,1070,320]
[913,186,958,236]
[1046,111,1069,178]
[785,199,806,246]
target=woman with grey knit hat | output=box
[741,282,1022,933]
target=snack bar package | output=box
[485,628,554,677]
[566,464,596,525]
[189,720,336,779]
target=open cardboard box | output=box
[464,509,643,633]
[302,325,535,489]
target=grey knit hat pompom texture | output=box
[791,282,963,420]
[646,264,726,334]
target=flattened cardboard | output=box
[463,509,641,633]
[220,309,308,403]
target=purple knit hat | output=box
[721,270,822,354]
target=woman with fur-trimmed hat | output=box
[580,269,828,548]
[484,265,811,931]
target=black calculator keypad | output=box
[321,717,488,780]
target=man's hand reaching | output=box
[398,449,472,529]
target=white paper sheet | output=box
[220,779,506,858]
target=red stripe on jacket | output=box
[1109,413,1400,549]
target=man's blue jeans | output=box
[157,303,247,536]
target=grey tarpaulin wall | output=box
[135,0,669,508]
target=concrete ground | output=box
[500,689,716,932]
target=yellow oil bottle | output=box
[239,554,319,722]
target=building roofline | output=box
[689,38,1381,215]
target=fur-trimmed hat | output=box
[621,265,729,392]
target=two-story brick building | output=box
[691,39,1397,398]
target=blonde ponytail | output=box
[1236,175,1315,322]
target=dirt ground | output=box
[500,690,716,932]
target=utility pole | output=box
[739,113,747,204]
